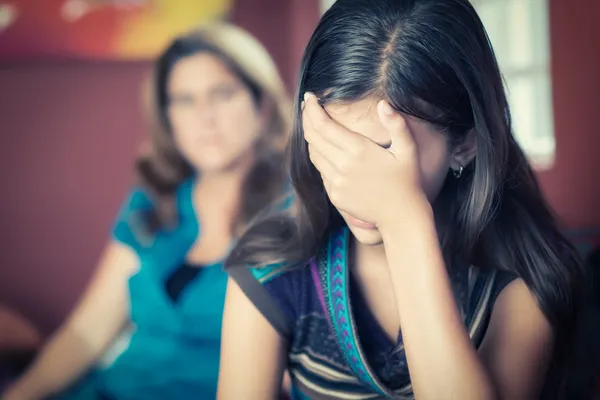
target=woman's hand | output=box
[302,93,428,229]
[1,385,27,400]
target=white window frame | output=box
[320,0,336,14]
[471,0,555,170]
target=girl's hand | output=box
[302,93,428,230]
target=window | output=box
[471,0,555,169]
[320,0,336,14]
[319,0,556,170]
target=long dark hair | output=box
[228,0,584,340]
[136,23,291,232]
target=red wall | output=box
[0,62,149,333]
[0,0,597,333]
[232,0,319,90]
[538,0,600,229]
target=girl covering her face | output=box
[218,1,584,399]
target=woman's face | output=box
[167,53,264,174]
[322,97,454,246]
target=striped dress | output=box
[228,225,517,399]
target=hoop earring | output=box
[453,164,464,179]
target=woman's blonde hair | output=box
[137,22,291,232]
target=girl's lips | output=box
[346,215,377,229]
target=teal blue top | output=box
[57,178,228,400]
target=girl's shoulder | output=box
[227,260,315,340]
[463,264,519,344]
[466,265,519,305]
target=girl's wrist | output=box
[377,194,433,237]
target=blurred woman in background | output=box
[3,22,291,400]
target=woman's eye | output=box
[213,87,238,102]
[169,95,195,107]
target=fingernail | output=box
[301,101,305,111]
[380,101,393,116]
[304,92,314,101]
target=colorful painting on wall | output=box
[0,0,233,61]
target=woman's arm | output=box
[217,278,286,400]
[0,306,41,351]
[3,241,137,400]
[379,204,553,400]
